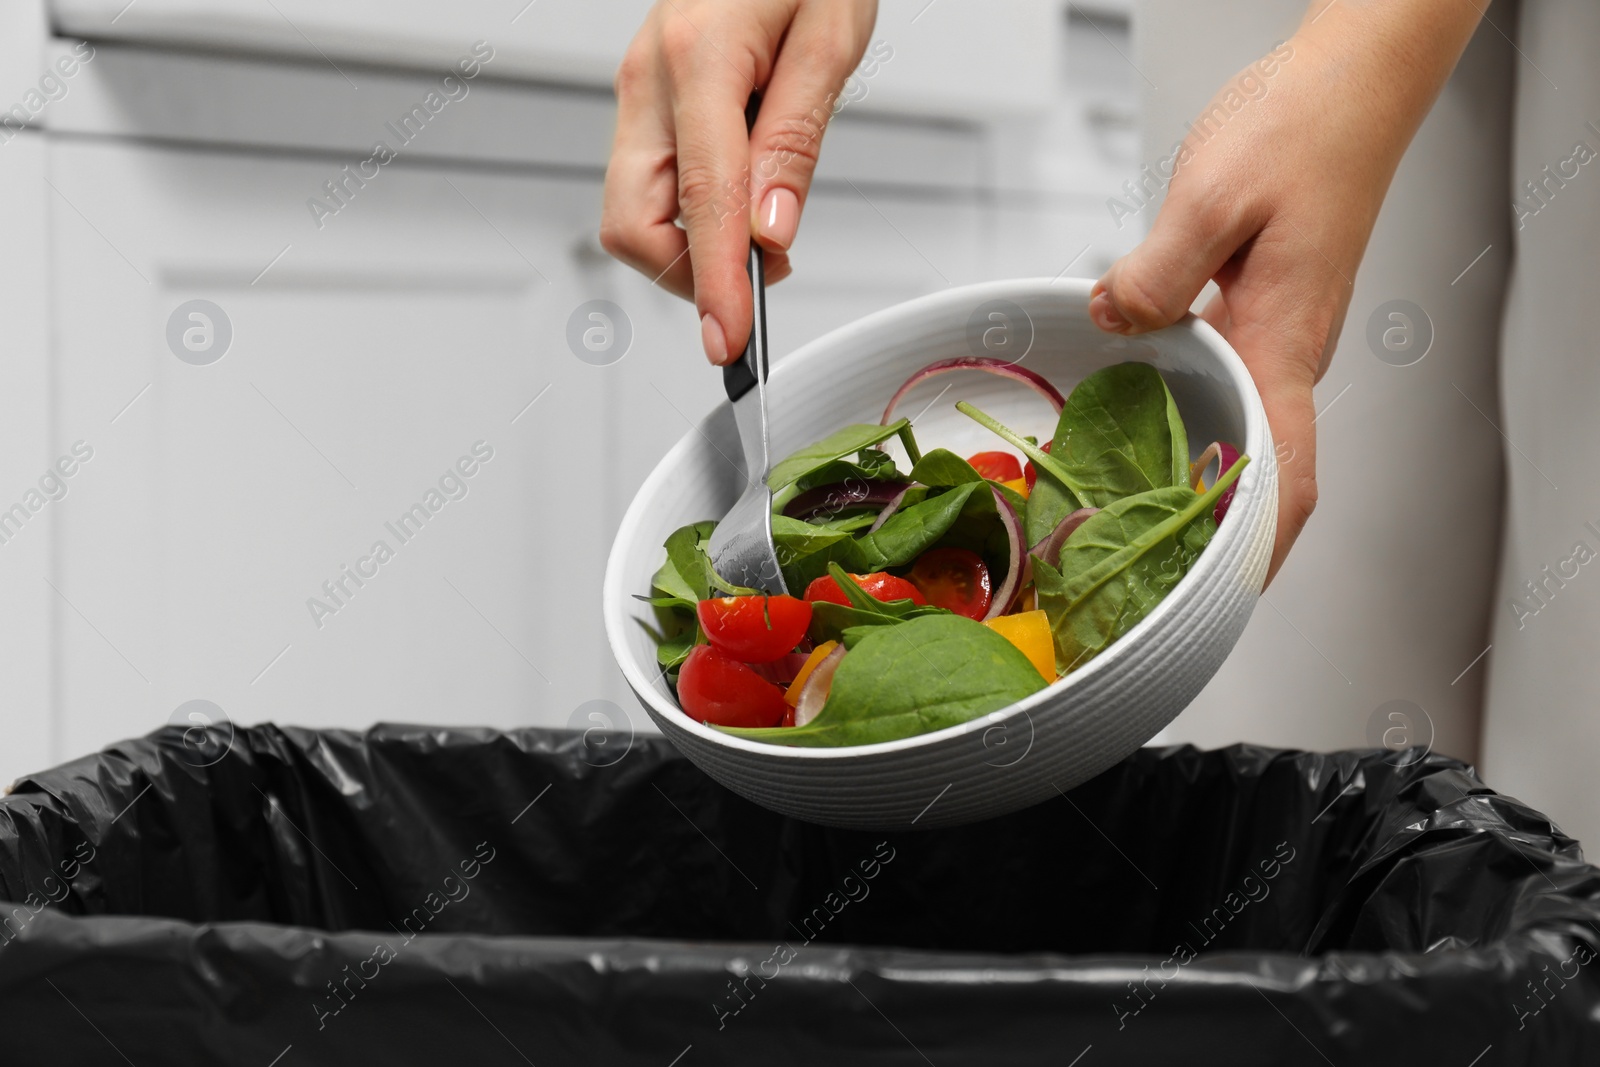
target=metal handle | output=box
[723,91,766,404]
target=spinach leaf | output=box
[810,599,950,644]
[1050,363,1189,508]
[658,519,759,600]
[853,481,1009,578]
[771,514,861,593]
[902,449,1029,519]
[768,419,910,493]
[771,450,1017,592]
[839,623,911,650]
[813,512,885,534]
[806,561,950,643]
[1025,473,1079,549]
[959,363,1190,543]
[811,605,906,644]
[907,448,984,487]
[1034,455,1246,673]
[901,448,1026,511]
[656,628,697,670]
[655,521,719,602]
[805,560,940,640]
[773,480,1001,592]
[857,446,901,475]
[795,448,901,491]
[718,614,1047,747]
[636,593,696,611]
[772,514,855,554]
[825,561,905,613]
[641,539,705,679]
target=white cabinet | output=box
[47,140,616,753]
[38,136,994,759]
[12,39,995,776]
[51,0,1062,120]
[1,0,1141,783]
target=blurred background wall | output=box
[0,0,1142,786]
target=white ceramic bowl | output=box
[603,279,1276,829]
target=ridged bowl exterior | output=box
[603,279,1277,829]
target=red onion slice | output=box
[1029,507,1099,570]
[866,484,914,534]
[1191,442,1242,524]
[1010,507,1098,610]
[794,645,847,727]
[983,486,1026,621]
[881,357,1066,425]
[782,480,910,522]
[1212,443,1241,523]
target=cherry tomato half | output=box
[1023,440,1053,494]
[677,645,788,728]
[696,595,812,663]
[909,547,992,620]
[967,451,1022,483]
[803,572,927,608]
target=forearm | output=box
[1093,0,1491,579]
[1291,0,1488,169]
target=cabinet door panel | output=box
[45,127,998,760]
[49,140,621,753]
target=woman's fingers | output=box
[601,29,695,299]
[663,11,765,366]
[598,158,695,300]
[747,0,877,253]
[1091,181,1267,336]
[1098,182,1335,585]
[602,1,875,363]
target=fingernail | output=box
[757,187,799,251]
[701,312,729,364]
[1089,291,1129,333]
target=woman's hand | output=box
[1089,1,1485,582]
[601,0,878,365]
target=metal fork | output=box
[706,236,787,595]
[707,94,788,596]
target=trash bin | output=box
[1,723,1597,1065]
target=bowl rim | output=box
[603,277,1272,760]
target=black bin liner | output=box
[1,723,1598,1065]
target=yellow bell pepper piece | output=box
[1000,476,1030,500]
[785,641,839,706]
[985,610,1055,682]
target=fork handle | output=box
[724,246,767,402]
[723,91,767,404]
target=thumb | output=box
[1091,188,1266,335]
[746,7,874,254]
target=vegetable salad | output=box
[641,358,1247,747]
